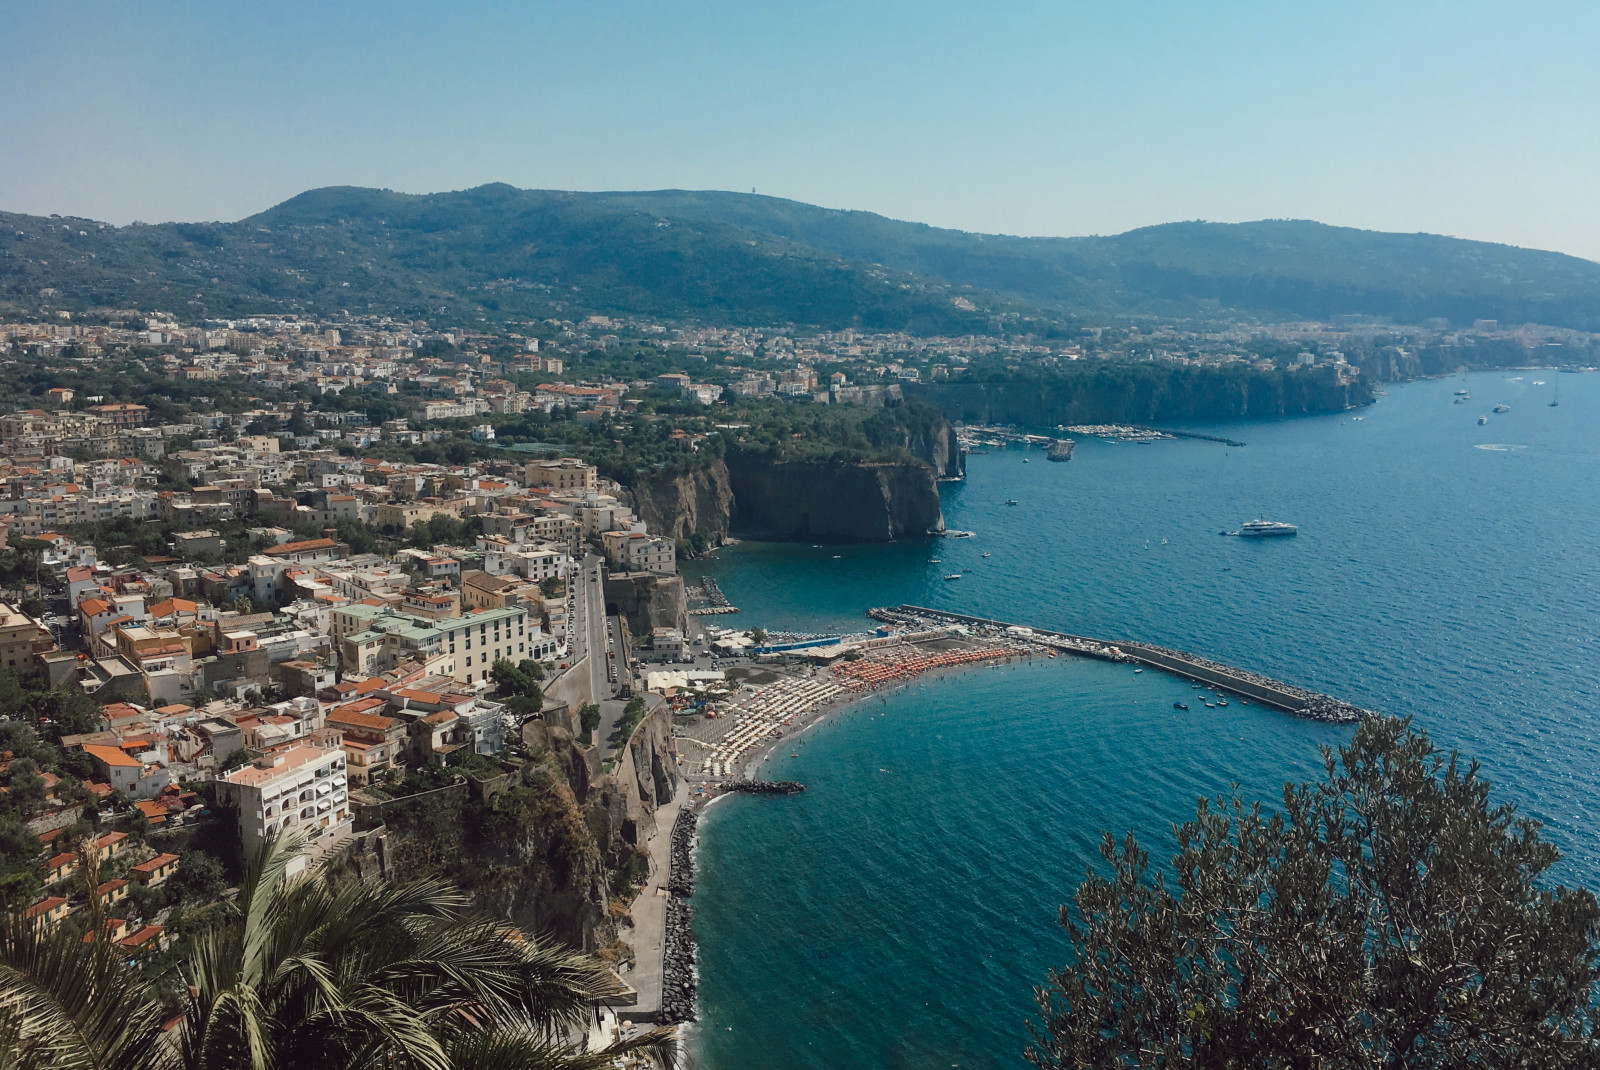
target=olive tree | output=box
[1029,717,1600,1068]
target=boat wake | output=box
[1474,443,1529,452]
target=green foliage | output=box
[167,850,227,907]
[0,831,676,1069]
[616,697,648,743]
[1028,716,1600,1068]
[538,576,564,600]
[576,703,601,748]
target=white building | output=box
[216,742,351,867]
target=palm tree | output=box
[1,833,676,1070]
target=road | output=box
[572,552,615,710]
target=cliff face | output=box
[724,456,944,540]
[629,464,734,546]
[626,411,962,545]
[339,708,679,955]
[905,367,1372,426]
[604,572,689,636]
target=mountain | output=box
[3,184,1598,331]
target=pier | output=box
[874,606,1369,724]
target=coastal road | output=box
[576,553,615,709]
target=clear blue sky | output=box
[4,1,1598,259]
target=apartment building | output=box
[602,531,676,575]
[522,458,596,493]
[216,741,351,862]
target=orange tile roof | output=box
[83,744,139,768]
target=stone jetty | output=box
[659,805,700,1024]
[666,806,697,899]
[660,899,697,1024]
[724,779,805,794]
[1046,438,1075,461]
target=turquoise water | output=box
[686,372,1600,1069]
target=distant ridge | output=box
[3,183,1598,330]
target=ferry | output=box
[1235,520,1298,538]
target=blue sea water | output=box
[684,372,1600,1070]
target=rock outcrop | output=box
[605,572,689,636]
[629,464,734,546]
[724,456,944,540]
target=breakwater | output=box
[661,806,699,1024]
[877,606,1370,724]
[724,780,805,795]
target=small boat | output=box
[1493,404,1510,413]
[1477,415,1488,425]
[928,557,941,563]
[1455,389,1470,396]
[981,552,991,558]
[1133,668,1143,674]
[1022,458,1030,463]
[1004,499,1020,506]
[1047,650,1057,658]
[942,574,962,581]
[1205,702,1216,708]
[1216,699,1228,707]
[1173,702,1188,710]
[1454,397,1467,404]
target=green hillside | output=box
[4,183,1598,330]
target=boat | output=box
[1455,389,1471,396]
[1004,499,1020,506]
[1234,520,1298,538]
[981,552,991,558]
[1454,397,1467,404]
[1551,381,1560,407]
[942,574,962,581]
[1022,458,1030,463]
[1477,415,1488,425]
[927,557,941,564]
[1047,650,1057,658]
[1133,668,1143,674]
[1173,702,1188,710]
[1217,699,1228,707]
[1493,404,1510,413]
[1205,702,1216,708]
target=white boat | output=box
[1493,404,1510,413]
[1235,520,1298,538]
[1478,415,1488,425]
[942,574,962,581]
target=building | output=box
[88,403,148,429]
[331,602,532,686]
[216,742,352,863]
[325,704,409,785]
[131,852,181,886]
[602,531,676,575]
[0,602,55,672]
[81,743,171,800]
[522,458,597,493]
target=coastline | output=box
[737,653,1038,781]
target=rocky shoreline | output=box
[660,806,699,1024]
[723,779,805,795]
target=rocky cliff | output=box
[905,364,1372,426]
[336,707,679,956]
[724,455,945,540]
[629,464,734,546]
[605,572,689,636]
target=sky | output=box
[3,1,1598,260]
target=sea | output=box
[681,371,1600,1070]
